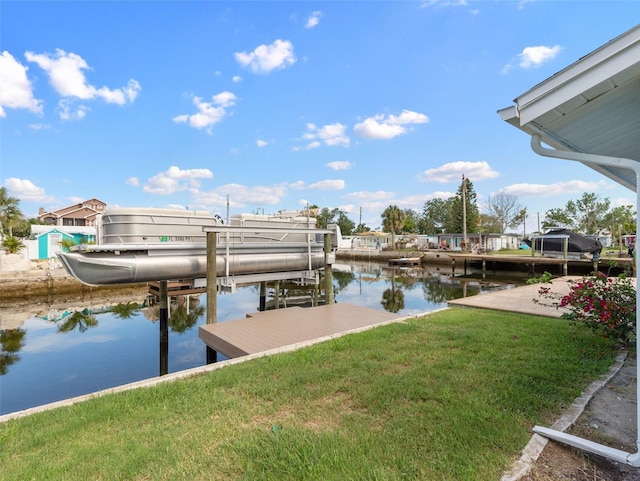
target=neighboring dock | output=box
[337,249,633,276]
[446,253,633,277]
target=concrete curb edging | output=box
[500,350,628,481]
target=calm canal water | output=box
[0,261,524,415]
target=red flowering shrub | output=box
[536,272,636,346]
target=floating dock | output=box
[199,303,401,359]
[388,257,422,266]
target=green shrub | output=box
[536,272,636,346]
[2,236,24,254]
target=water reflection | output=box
[0,261,519,415]
[109,302,144,320]
[143,296,205,333]
[56,309,98,334]
[381,272,404,313]
[0,329,26,375]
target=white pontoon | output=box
[58,208,340,286]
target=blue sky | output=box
[1,1,639,233]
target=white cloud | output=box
[57,98,89,121]
[519,45,562,68]
[610,196,636,208]
[501,180,604,197]
[212,91,237,107]
[4,177,51,202]
[232,75,243,83]
[25,49,141,118]
[401,192,453,207]
[517,0,536,10]
[172,91,237,134]
[300,122,350,149]
[354,110,428,140]
[126,177,140,187]
[199,183,289,207]
[420,161,499,183]
[420,0,479,15]
[234,39,296,74]
[420,0,468,7]
[29,123,51,130]
[306,11,322,28]
[0,51,43,117]
[67,196,84,204]
[307,179,345,190]
[326,161,353,171]
[289,181,306,190]
[502,44,562,74]
[143,166,213,194]
[345,190,395,203]
[256,139,269,147]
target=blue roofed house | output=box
[28,225,97,260]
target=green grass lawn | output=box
[0,308,619,481]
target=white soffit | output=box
[499,24,640,191]
[513,24,640,124]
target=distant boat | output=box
[58,208,340,286]
[526,229,602,259]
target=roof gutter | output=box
[530,133,639,173]
[529,133,640,467]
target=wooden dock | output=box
[447,253,632,277]
[199,303,401,359]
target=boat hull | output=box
[59,245,327,286]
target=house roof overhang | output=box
[498,23,640,192]
[498,23,640,466]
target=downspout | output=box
[530,133,640,466]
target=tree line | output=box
[313,177,636,249]
[1,178,636,254]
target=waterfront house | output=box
[38,198,106,227]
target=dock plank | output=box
[199,304,401,359]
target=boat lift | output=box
[202,224,338,325]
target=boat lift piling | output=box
[159,280,169,376]
[205,231,218,363]
[324,232,334,305]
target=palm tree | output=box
[2,236,25,254]
[0,187,23,238]
[381,205,406,250]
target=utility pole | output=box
[462,174,467,251]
